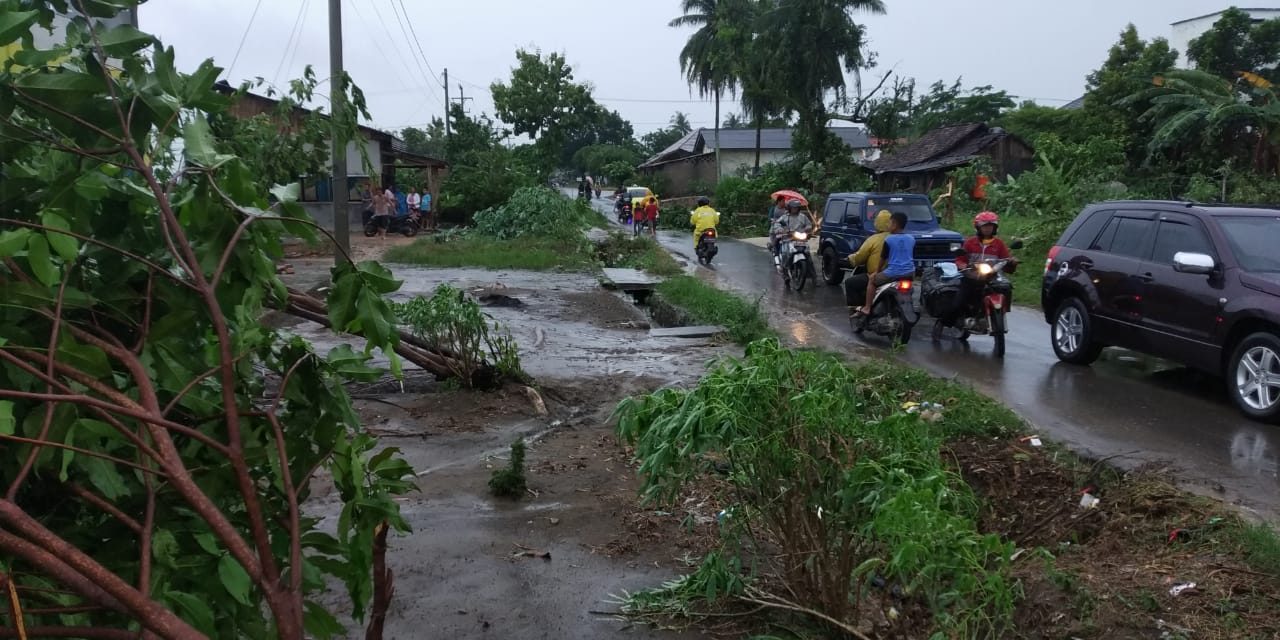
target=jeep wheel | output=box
[821,247,844,285]
[1229,332,1280,423]
[1051,297,1102,365]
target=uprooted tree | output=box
[0,1,427,637]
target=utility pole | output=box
[455,83,473,115]
[443,68,451,138]
[328,0,348,264]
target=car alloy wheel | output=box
[1236,345,1280,412]
[1054,305,1084,355]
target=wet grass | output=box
[654,276,774,345]
[1230,520,1280,575]
[383,236,595,271]
[595,233,683,277]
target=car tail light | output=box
[1044,245,1061,276]
[896,280,913,292]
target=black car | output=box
[1041,201,1280,421]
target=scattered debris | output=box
[1168,582,1197,597]
[1020,435,1043,447]
[548,517,561,526]
[478,293,525,308]
[1079,492,1100,509]
[512,543,552,561]
[904,401,945,422]
[520,385,549,416]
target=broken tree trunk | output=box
[280,288,498,388]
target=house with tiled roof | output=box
[867,123,1034,193]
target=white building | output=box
[1170,7,1280,68]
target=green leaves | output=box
[96,24,154,57]
[0,401,14,436]
[41,210,79,261]
[77,456,129,500]
[182,116,231,167]
[0,10,38,46]
[25,234,58,286]
[217,554,253,606]
[0,229,30,257]
[327,261,402,356]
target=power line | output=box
[385,0,438,103]
[284,0,314,82]
[350,0,425,95]
[396,0,442,87]
[272,0,310,86]
[226,0,264,79]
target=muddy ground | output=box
[277,256,733,640]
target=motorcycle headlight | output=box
[949,242,962,253]
[792,232,809,241]
[976,263,994,276]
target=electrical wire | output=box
[385,0,437,97]
[396,0,442,87]
[226,0,264,79]
[283,0,313,83]
[366,0,440,105]
[350,0,424,93]
[272,0,310,86]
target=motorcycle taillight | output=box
[896,279,913,292]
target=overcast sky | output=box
[140,0,1267,137]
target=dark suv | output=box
[1041,201,1280,421]
[818,192,964,285]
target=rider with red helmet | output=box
[956,211,1018,270]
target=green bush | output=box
[614,340,1017,636]
[395,285,525,387]
[439,147,536,220]
[472,186,596,240]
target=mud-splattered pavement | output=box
[277,257,732,639]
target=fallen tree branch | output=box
[738,587,873,640]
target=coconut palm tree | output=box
[670,0,752,181]
[757,0,885,163]
[1134,69,1280,174]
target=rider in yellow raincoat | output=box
[689,196,721,247]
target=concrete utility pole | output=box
[328,0,349,263]
[443,68,451,138]
[455,83,473,115]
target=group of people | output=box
[361,184,432,239]
[579,176,601,200]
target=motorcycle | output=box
[926,240,1022,358]
[775,231,815,291]
[616,201,633,225]
[852,275,919,344]
[695,228,718,265]
[363,209,422,237]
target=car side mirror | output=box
[1009,240,1024,250]
[1172,251,1215,275]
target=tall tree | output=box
[1082,24,1178,169]
[670,0,752,181]
[910,79,1015,135]
[490,49,594,166]
[400,119,447,159]
[1187,8,1280,84]
[640,112,696,156]
[737,10,792,174]
[757,0,885,164]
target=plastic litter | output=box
[1168,582,1197,597]
[1079,493,1100,509]
[1020,435,1043,447]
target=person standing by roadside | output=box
[407,188,421,219]
[643,196,659,237]
[421,190,434,230]
[371,185,393,240]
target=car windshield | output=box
[865,199,935,222]
[627,188,649,199]
[1217,216,1280,272]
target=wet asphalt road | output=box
[590,196,1280,520]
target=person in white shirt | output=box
[407,188,421,215]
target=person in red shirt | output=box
[942,211,1019,326]
[955,211,1016,269]
[638,197,658,236]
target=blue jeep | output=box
[818,192,965,285]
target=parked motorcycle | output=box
[695,228,718,265]
[925,240,1023,358]
[363,210,422,237]
[775,231,815,291]
[852,276,919,344]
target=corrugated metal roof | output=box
[639,126,872,167]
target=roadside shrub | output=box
[472,186,595,240]
[440,147,535,220]
[614,340,1016,636]
[396,285,525,386]
[489,438,528,498]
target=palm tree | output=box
[670,0,751,181]
[1134,69,1280,174]
[739,35,789,174]
[757,0,885,163]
